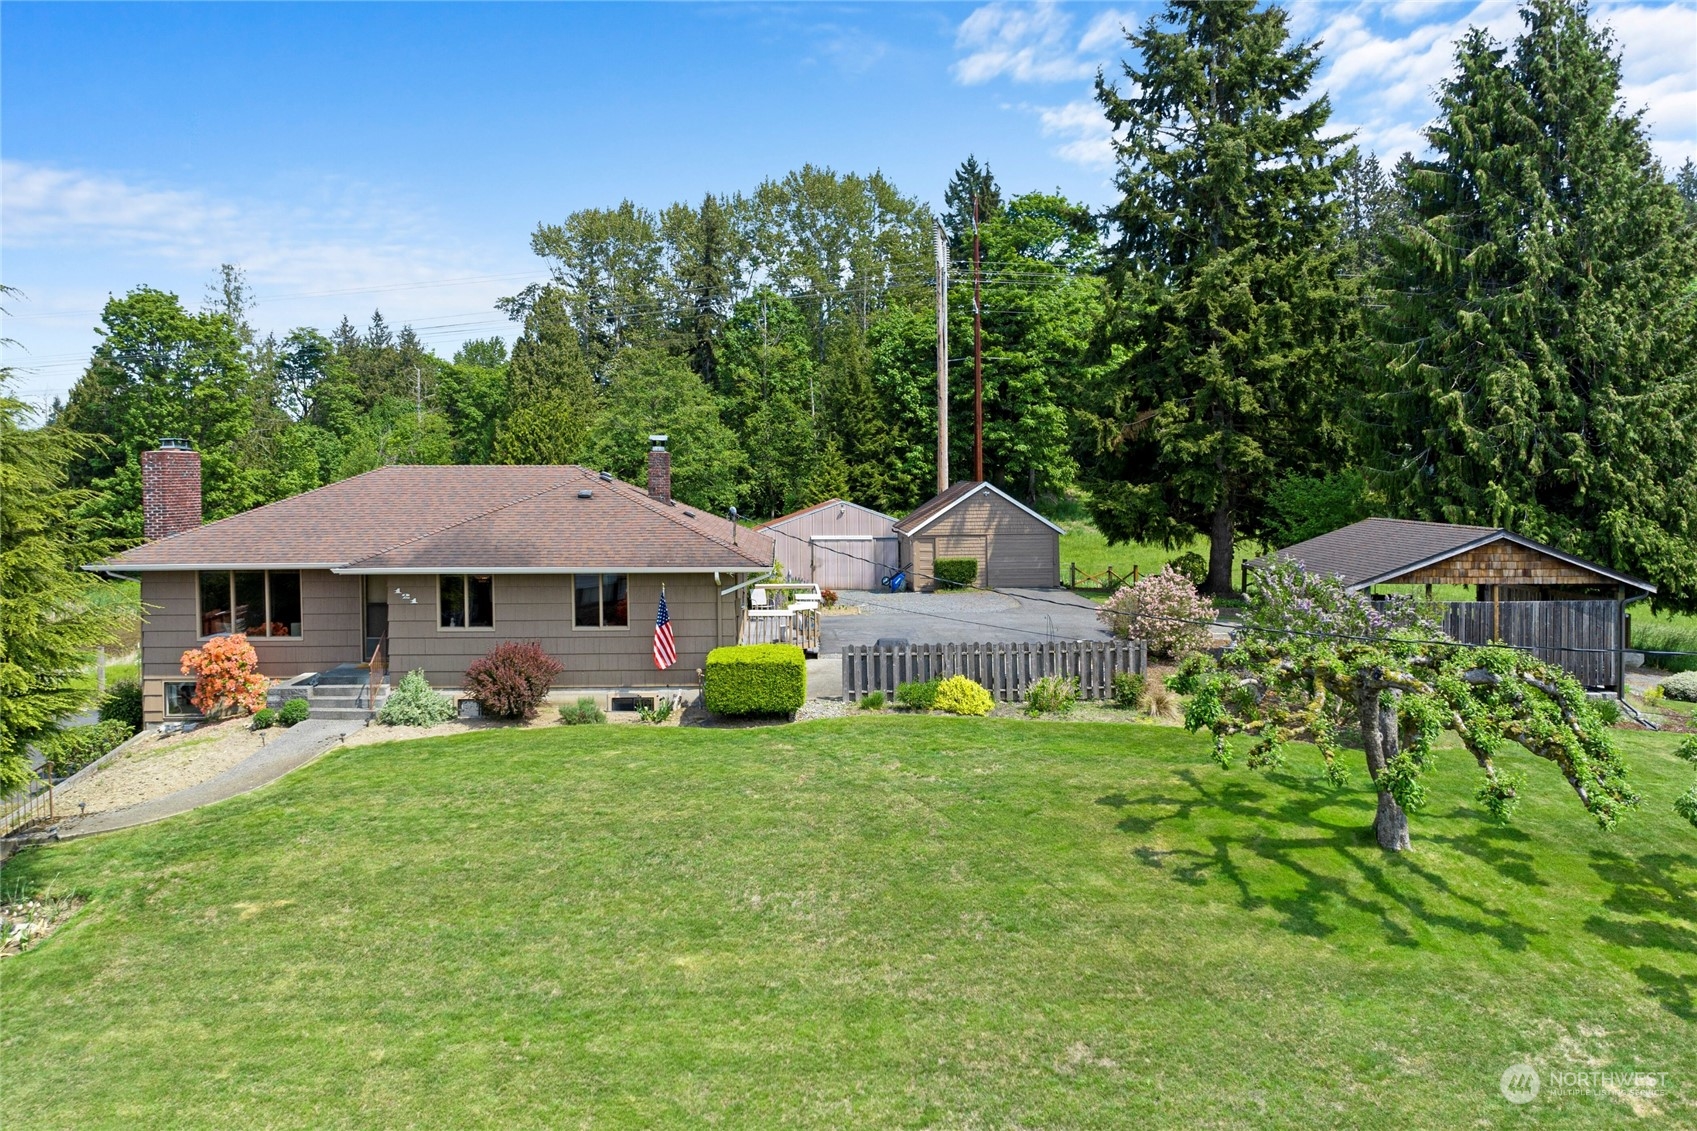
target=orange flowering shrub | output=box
[180,633,269,717]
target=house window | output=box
[440,575,495,629]
[574,574,628,628]
[198,571,303,638]
[164,681,201,718]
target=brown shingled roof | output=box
[1256,517,1654,594]
[98,465,773,573]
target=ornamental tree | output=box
[1178,563,1694,850]
[180,633,268,718]
[1098,566,1213,660]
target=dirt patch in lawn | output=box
[56,719,265,818]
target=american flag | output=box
[653,585,677,670]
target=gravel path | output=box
[55,720,265,817]
[53,719,365,841]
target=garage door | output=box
[987,533,1060,587]
[812,536,899,590]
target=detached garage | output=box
[759,499,900,590]
[896,481,1062,591]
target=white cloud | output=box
[0,161,536,399]
[1035,99,1118,168]
[962,0,1697,168]
[953,1,1101,84]
[0,160,477,292]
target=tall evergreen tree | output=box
[1338,152,1401,274]
[0,383,129,792]
[1086,0,1357,594]
[661,193,748,385]
[1370,0,1697,610]
[1674,158,1697,225]
[942,155,1003,250]
[494,286,597,465]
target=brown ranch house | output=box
[99,440,774,726]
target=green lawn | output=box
[1058,523,1262,592]
[3,719,1694,1128]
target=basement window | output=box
[163,681,202,718]
[198,570,302,638]
[439,575,495,629]
[574,574,628,629]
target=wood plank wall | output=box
[1442,599,1620,689]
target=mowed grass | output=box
[3,719,1694,1129]
[1057,522,1228,586]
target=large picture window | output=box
[198,571,302,638]
[574,574,628,628]
[440,575,495,629]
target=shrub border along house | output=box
[704,644,806,718]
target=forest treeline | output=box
[39,0,1697,609]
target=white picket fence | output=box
[841,640,1146,703]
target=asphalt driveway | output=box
[820,588,1112,650]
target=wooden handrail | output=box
[366,629,388,710]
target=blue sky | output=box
[4,1,1694,408]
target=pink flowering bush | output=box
[1097,566,1214,659]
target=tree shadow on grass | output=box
[1584,848,1697,1020]
[1098,770,1542,951]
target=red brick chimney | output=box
[646,434,671,503]
[141,439,202,539]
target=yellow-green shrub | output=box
[704,644,806,717]
[933,675,994,716]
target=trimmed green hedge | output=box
[934,558,979,590]
[704,644,806,717]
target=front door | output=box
[365,600,388,662]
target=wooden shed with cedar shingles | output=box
[1250,518,1656,693]
[895,481,1063,591]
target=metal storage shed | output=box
[895,481,1063,591]
[758,499,900,590]
[1247,518,1656,693]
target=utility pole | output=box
[972,193,984,483]
[934,220,949,493]
[412,365,423,461]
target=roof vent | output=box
[683,509,696,518]
[577,489,593,499]
[598,471,612,482]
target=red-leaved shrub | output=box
[180,633,268,718]
[463,641,563,718]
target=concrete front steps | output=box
[268,664,389,722]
